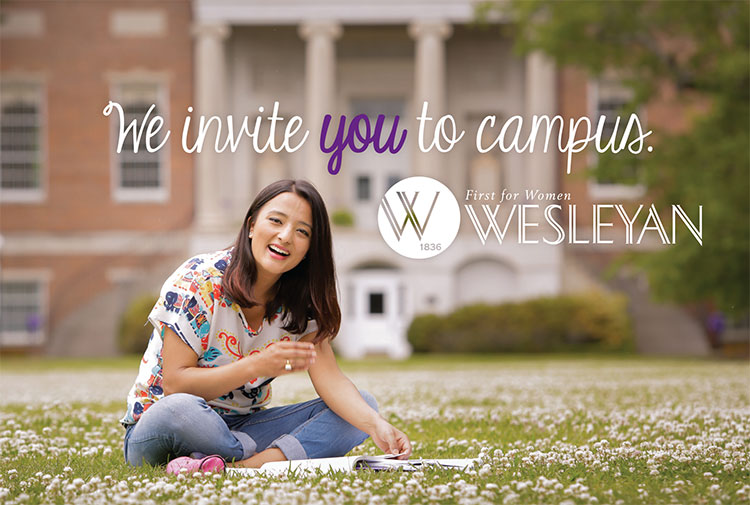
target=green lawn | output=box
[1,356,748,504]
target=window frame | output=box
[0,270,50,347]
[0,76,47,203]
[108,73,170,203]
[587,76,646,201]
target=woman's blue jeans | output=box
[124,390,377,466]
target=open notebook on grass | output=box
[227,453,481,475]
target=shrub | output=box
[407,314,443,353]
[331,208,355,227]
[117,293,158,355]
[407,292,632,353]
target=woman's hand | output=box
[369,418,412,459]
[245,341,316,378]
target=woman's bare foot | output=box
[229,447,286,468]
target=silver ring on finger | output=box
[284,359,293,371]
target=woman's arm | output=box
[303,334,412,458]
[162,327,316,401]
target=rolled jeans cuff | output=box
[231,430,257,460]
[269,434,307,461]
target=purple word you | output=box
[320,114,408,174]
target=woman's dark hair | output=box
[223,179,340,343]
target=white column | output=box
[524,51,557,193]
[524,51,561,279]
[409,20,452,181]
[231,39,254,217]
[192,22,230,232]
[299,20,342,201]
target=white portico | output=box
[190,0,561,358]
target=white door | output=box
[343,269,411,359]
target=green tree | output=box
[497,0,749,317]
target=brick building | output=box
[1,1,194,354]
[0,0,712,356]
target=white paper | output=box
[226,455,480,475]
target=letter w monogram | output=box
[381,191,440,240]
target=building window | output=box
[467,112,503,191]
[356,175,371,201]
[588,76,645,200]
[368,292,384,315]
[0,279,45,346]
[111,80,168,202]
[0,80,44,200]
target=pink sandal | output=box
[166,454,226,475]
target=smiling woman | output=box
[120,179,411,473]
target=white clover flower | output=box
[503,491,524,504]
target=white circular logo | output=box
[377,176,460,259]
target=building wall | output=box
[1,251,186,354]
[0,0,194,353]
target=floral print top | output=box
[120,249,317,426]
